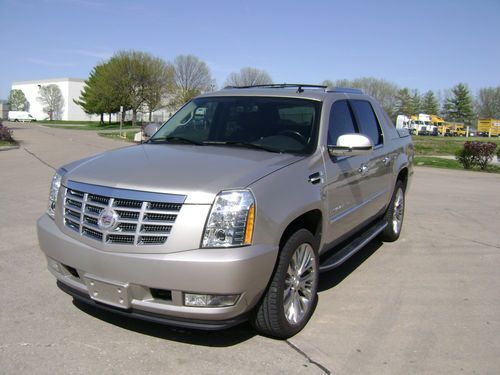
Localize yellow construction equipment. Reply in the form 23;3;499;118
477;118;500;137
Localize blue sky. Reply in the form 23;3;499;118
1;0;499;99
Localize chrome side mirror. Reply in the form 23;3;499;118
328;133;373;157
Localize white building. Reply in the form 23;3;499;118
11;78;100;121
11;77;174;123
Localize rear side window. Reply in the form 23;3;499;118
350;100;383;145
328;100;357;145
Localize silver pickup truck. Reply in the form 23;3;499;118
37;84;413;338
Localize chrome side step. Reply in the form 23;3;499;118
319;220;387;273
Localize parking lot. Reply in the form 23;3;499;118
1;123;499;374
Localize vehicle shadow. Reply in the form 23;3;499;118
72;239;383;346
318;239;384;292
72;300;256;347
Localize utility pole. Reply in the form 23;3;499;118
120;105;124;138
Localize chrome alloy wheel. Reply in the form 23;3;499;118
283;243;317;325
392;187;404;235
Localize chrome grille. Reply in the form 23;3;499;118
62;181;185;246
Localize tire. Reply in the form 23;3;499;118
379;180;405;242
251;229;319;339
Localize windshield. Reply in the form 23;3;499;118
150;96;321;154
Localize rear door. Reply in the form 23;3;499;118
349;99;392;220
324;100;369;246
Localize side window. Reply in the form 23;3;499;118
349;100;383;145
328;100;357;145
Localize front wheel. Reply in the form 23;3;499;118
252;229;319;339
379;181;405;242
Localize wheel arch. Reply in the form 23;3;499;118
396;167;409;191
278;209;322;250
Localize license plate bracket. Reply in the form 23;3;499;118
83;275;130;309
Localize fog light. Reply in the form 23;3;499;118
184;293;239;307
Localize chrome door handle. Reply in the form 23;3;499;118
308;171;324;185
382;156;391;166
358;164;368;175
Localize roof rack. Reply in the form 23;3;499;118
222;84;364;95
224;83;327;93
326;87;364;94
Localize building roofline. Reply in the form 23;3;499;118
12;77;85;85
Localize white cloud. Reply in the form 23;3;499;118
25;58;76;67
67;49;112;60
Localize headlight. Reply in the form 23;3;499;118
47;168;66;219
202;190;255;248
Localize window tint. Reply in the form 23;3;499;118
328;100;356;145
350;100;383;145
150;97;321;154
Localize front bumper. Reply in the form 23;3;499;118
37;214;278;328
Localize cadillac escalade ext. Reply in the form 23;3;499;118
37;84;413;338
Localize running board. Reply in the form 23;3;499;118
319;220;387;272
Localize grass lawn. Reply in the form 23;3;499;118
40;121;140;131
413;135;500;156
414;156;500;173
38;120;110;125
0;140;17;147
98;131;137;142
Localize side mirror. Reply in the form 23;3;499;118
328;133;373;157
143;123;159;138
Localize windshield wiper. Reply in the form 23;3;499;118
149;136;203;145
203;141;282;153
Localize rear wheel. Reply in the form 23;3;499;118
379;181;405;242
252;229;319;339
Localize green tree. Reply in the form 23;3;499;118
75;63;120;124
98;51;174;126
421;90;439;114
442;83;475;125
225;67;272;87
476;87;500;119
411;90;421;114
395;88;415;117
37;84;64;120
8;89;28;111
143;59;175;121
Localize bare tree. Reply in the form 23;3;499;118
323;77;400;118
37;84;64;120
476;87;500;118
225;67;272;87
172;55;213;106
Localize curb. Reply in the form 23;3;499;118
0;145;20;152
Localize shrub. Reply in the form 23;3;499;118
0;121;14;143
455;141;497;170
455;146;475;169
497;146;500;162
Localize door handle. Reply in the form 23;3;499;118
308;171;324;185
382;156;391;166
358;164;369;175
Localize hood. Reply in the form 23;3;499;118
62;144;303;204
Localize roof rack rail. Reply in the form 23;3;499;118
326;87;364;94
223;83;327;93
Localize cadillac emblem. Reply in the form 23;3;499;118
97;208;118;230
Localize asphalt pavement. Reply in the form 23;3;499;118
1;122;499;374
